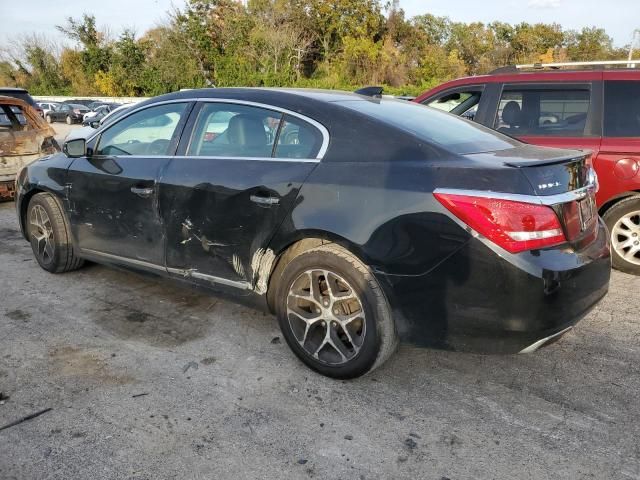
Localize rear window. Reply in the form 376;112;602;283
339;99;516;154
604;81;640;137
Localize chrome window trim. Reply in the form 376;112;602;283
86;97;330;161
81;249;251;290
433;183;597;206
174;155;321;164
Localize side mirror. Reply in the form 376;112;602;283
63;138;87;158
89;120;100;129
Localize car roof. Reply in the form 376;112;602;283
0;87;28;92
150;87;368;104
415;66;640;102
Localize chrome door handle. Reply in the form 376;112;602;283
131;187;154;198
250;194;279;206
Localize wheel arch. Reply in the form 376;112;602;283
19;187;65;241
265;230;371;313
599;190;640;216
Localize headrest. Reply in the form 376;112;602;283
502;101;522;127
227;114;267;147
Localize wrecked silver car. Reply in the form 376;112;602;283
0;96;59;200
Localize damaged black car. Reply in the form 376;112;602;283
15;88;611;378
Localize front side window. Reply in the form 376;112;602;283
96;103;187;156
494;88;590;136
604;81;640;137
187;103;282;158
426;90;482;121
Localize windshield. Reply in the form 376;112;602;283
338;98;518;155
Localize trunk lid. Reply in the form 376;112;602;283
464;145;597;245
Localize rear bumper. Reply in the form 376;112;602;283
377;218;611;354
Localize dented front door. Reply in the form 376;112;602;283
67;102;191;265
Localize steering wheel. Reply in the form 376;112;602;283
148;139;170;155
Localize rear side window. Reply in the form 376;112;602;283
273;115;324;159
494;88;590;136
187;103;324;159
187;103;282;158
604;81;640;137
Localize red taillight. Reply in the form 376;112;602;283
434;193;566;253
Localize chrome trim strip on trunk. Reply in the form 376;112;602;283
518;327;573;353
434;183;597;206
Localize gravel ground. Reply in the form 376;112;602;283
0;198;639;479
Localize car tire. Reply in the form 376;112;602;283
65;115;72;125
275;243;398;379
603;196;640;275
45;114;52;124
27;193;84;273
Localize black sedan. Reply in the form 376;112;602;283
45;103;89;124
15;88;611;378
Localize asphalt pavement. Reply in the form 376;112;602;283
1;134;639;479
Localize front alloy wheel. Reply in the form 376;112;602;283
29;204;55;267
27;193;84;273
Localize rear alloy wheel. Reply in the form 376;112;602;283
27;193;84;273
276;244;398;379
65;115;72;125
604;197;640;275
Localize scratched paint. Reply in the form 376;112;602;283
251;248;276;294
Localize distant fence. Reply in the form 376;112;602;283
33;95;148;104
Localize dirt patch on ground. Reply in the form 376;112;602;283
48;346;134;385
92;302;212;347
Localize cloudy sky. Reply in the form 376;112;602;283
1;0;637;47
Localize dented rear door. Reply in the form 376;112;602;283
159;101;325;293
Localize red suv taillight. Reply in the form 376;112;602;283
434;193;567;253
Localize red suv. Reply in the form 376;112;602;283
415;61;640;274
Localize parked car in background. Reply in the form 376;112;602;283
415;60;640;274
82;103;121;124
0;96;59;200
45;103;90;124
0;87;43;117
62;99;95;108
37;102;61;117
86;103;134;128
15;88;610;378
